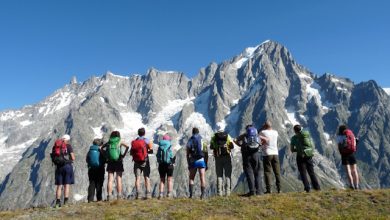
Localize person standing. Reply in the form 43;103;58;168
131;127;153;199
259;121;281;194
290;124;321;192
234;124;262;197
86;138;105;202
210;125;234;196
337;125;359;190
51;134;75;208
186;127;208;199
102;131;129;201
156;134;176;199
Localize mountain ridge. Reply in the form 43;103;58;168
1;40;390;210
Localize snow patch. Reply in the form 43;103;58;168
20;120;33;127
234;47;263;69
0;138;37;177
91;125;104;139
216;120;227;131
384;88;390;95
285;107;299;126
118;102;127;107
184;112;213;141
323;132;333;145
0;111;25;121
100;97;106;103
74;194;85;201
297;72;312;80
149;97;194;130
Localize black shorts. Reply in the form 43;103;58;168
107;160;124;173
158;163;174;178
341;153;357;165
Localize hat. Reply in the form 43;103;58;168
62;134;71;141
162;134;171;141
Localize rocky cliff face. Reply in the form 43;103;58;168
1;40;389;210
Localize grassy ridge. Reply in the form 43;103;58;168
1;189;389;219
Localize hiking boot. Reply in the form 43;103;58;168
241;192;255;197
146;193;152;200
200;193;206;200
264;191;271;194
106;195;111;201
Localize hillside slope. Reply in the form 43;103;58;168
1;189;389;220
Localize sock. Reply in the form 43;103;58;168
56;199;61;205
189;184;194;198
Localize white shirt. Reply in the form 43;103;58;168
260;129;279;156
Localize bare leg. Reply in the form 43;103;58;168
64;184;70;198
116;172;123;198
167;176;173;195
107;172;114;196
345;165;353;188
56;185;62;200
159;177;166;195
350;164;359;189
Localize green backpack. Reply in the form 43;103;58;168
107;137;121;162
297;131;314;157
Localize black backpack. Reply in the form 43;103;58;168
214;132;229;156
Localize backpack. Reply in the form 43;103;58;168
87;145;101;168
214;132;229;156
245;126;259;149
50;139;69;166
131;138;148;163
157;140;172;164
339;129;357;155
189;135;204;160
107;137;121;162
297;131;314;157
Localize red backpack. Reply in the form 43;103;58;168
339;129;357;155
50;139;69;166
131;139;148;163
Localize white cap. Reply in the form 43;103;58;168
62;134;71;141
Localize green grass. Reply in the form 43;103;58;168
1;189;390;219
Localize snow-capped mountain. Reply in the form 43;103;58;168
1;40;390;210
384;88;390;95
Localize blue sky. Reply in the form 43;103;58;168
0;0;389;110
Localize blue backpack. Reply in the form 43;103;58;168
87;145;101;168
189;135;204;159
157;140;173;164
245;126;259;149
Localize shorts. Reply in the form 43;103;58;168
107;160;124;173
158;163;174;178
55;163;74;185
341;153;357;165
134;161;151;177
190;158;206;169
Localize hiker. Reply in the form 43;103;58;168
51;134;75;208
290;124;321;192
131;127;153;199
233;124;262;197
156;134;176;199
186;127;208;199
86;138;105;202
258;121;281;194
337;125;359;190
102;131;129;201
210;125;234;196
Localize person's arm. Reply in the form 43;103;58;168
290;136;296;153
121;142;130;158
226;135;234;149
233;134;244;147
70;152;75;161
259;132;269;143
